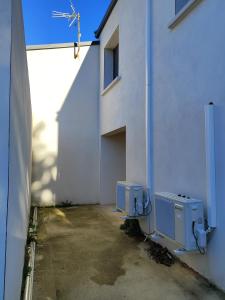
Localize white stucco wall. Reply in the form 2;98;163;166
0;0;32;299
4;1;32;299
0;1;12;298
27;44;100;206
152;0;225;291
99;0;147;203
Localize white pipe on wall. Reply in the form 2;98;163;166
205;103;217;228
146;0;153;192
145;0;154;234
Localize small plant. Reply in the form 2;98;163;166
60;200;73;207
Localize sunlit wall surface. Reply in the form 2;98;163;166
27;44;100;206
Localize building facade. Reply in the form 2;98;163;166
151;0;225;291
28;0;225;293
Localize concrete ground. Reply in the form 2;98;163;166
33;205;224;300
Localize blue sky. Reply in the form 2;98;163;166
22;0;111;45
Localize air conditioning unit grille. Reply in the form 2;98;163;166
156;196;175;240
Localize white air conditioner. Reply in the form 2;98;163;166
155;192;206;251
116;181;146;217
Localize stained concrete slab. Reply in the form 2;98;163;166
33;205;225;300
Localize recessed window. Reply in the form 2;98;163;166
175;0;190;14
169;0;202;29
104;28;119;89
113;45;119;79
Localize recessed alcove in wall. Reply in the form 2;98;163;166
100;127;126;205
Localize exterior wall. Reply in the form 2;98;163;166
0;0;32;299
27;45;100;206
152;0;225;291
5;1;32;299
99;0;147;203
0;1;12;298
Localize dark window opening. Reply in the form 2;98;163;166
113;45;119;79
103;27;119;89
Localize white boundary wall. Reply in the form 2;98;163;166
0;0;32;299
27;44;100;206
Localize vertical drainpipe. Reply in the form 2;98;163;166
146;0;154;232
205;103;217;229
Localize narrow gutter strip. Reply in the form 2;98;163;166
23;207;38;300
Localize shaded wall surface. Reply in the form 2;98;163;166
0;0;32;299
99;0;147;187
0;1;12;298
152;0;225;291
99;0;150;235
28;45;100;206
100;131;126;204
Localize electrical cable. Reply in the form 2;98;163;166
192;221;205;255
134;190;152;217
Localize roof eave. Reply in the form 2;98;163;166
94;0;118;39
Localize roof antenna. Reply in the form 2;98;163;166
52;0;81;59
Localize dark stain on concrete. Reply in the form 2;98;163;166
172;278;202;300
90;237;128;286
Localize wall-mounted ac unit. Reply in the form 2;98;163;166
116;181;145;217
155;192;205;251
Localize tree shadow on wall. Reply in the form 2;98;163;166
32;122;57;206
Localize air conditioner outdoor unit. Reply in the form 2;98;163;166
116;181;146;217
155;192;206;251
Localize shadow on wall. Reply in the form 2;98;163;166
32;122;57;206
100;130;126;205
31;46;100;206
56;46;99;205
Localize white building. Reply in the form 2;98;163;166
151;0;225;291
1;0;225;298
0;1;32;299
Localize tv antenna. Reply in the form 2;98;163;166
52;0;81;59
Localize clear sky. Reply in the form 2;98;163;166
22;0;111;45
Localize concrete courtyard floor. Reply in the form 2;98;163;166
33;205;224;300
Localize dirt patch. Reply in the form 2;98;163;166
120;219;175;267
146;240;176;267
120;219;143;237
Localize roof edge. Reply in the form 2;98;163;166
95;0;118;38
26;41;100;51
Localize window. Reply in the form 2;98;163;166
113;45;119;79
169;0;202;29
104;27;119;89
175;0;190;14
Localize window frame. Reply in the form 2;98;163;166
102;27;120;94
168;0;203;29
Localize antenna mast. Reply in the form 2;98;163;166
52;0;81;59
